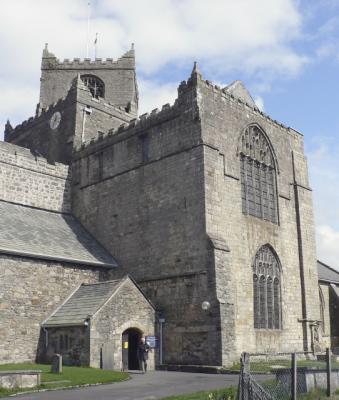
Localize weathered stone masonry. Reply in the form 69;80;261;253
0;141;70;212
0;254;112;363
71;68;320;365
0;45;322;367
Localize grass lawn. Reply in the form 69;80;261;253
0;363;128;398
229;358;339;373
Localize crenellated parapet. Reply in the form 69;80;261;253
39;44;138;113
4;97;68;142
74;65;300;159
74;99;183;157
179;66;300;136
41;43;135;71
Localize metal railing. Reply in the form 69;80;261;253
237;349;333;400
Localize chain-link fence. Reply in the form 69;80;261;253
237;349;334;400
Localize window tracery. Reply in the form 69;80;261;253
239;124;277;223
81;75;105;98
253;245;282;330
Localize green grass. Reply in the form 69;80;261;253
229;358;339;373
160;387;237;400
0;363;128;398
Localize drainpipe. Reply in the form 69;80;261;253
158;316;165;365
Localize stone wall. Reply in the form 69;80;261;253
0;141;70;212
196;72;320;357
90;278;156;370
5;78;135;165
71;70;320;365
319;283;339;349
43;327;90;366
71;82;224;366
5;92;77;164
0;254;113;364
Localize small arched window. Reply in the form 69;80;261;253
81;75;105;99
253;245;282;330
239;124;277;223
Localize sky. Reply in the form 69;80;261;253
0;0;339;268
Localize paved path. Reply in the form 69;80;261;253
16;371;239;400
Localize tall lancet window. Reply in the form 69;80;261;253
239;124;277;223
253;245;282;330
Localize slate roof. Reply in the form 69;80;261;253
0;200;117;268
42;280;122;327
317;260;339;284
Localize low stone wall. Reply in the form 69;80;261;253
0;370;41;389
276;368;339;394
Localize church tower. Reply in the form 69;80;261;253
38;43;138;115
4;44;138;164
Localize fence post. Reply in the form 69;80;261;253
326;347;332;397
237;352;250;400
291;352;297;400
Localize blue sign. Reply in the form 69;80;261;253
145;335;158;348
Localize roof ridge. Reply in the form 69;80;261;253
82;279;122;286
318;259;339;274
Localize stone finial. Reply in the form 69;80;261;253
189;61;202;85
42;43;56;60
42;43;49;57
5;119;13;135
191;61;201;77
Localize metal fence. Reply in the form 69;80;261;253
237;349;333;400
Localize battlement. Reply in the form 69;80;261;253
42;44;135;70
5;97;67;142
180;70;301;136
74;66;300;158
74;97;182;157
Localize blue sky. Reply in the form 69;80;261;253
1;0;339;267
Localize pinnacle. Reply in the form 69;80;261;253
192;61;200;74
191;61;202;79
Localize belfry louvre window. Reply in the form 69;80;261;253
239;124;277;223
81;75;105;99
253;245;282;330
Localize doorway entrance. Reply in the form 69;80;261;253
122;328;142;370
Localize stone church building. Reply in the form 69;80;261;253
0;43;330;369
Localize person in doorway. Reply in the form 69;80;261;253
137;336;150;373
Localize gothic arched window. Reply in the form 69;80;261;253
239;124;277;223
81;75;105;99
253;245;282;330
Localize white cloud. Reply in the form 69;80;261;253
138;80;178;115
254;96;265;111
316;225;339;269
0;0;307;134
307;139;339;269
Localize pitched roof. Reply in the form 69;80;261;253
317;260;339;284
224;80;256;108
0;200;117;268
42;280;122;327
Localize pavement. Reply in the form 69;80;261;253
15;371;239;400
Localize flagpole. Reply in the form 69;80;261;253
86;2;91;58
94;33;98;59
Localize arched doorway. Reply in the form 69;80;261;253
122;328;142;370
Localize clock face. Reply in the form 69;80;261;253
50;112;62;130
